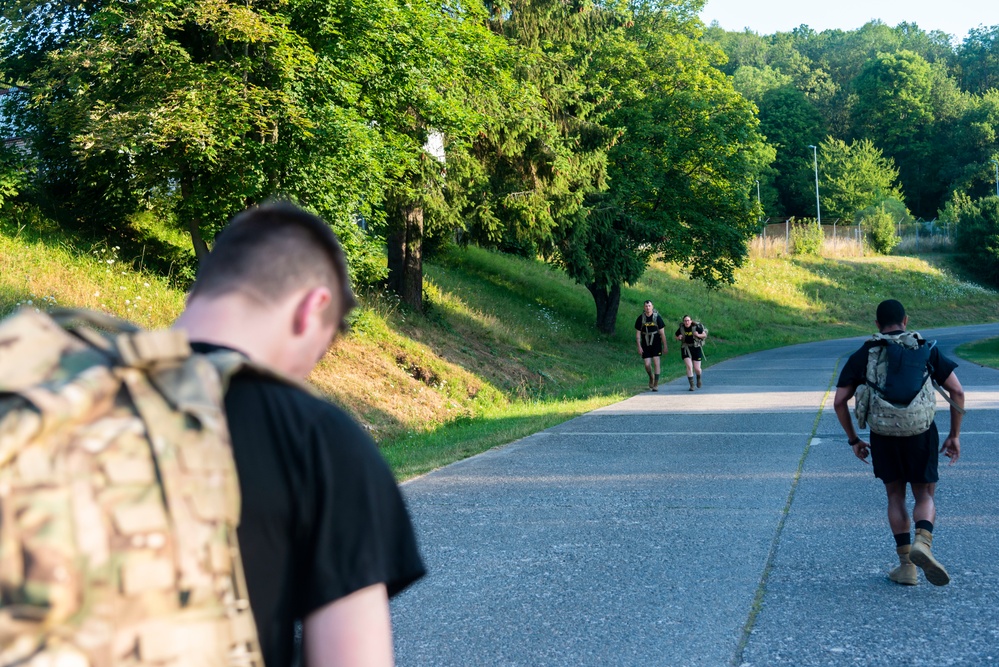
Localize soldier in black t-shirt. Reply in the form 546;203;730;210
175;203;425;666
635;300;668;391
675;315;707;391
832;299;964;588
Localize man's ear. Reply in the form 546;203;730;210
292;287;334;336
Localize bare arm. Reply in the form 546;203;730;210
303;583;394;667
636;329;642;353
833;385;869;464
940;372;965;464
658;327;668;352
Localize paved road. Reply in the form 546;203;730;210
391;323;999;666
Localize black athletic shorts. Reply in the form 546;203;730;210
681;346;703;362
641;340;663;359
870;422;940;485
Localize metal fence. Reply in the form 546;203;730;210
755;218;952;255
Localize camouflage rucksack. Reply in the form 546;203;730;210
0;308;264;667
678;319;708;348
854;331;961;437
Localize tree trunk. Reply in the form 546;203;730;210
180;177;210;262
587;281;621;334
386;193;425;311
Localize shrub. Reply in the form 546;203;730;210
789;220;824;255
954;196;999;285
859;204;900;255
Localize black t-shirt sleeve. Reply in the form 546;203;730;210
656;315;665;330
929;346;958;385
301;403;426;613
837;344;872;388
635;316;643;331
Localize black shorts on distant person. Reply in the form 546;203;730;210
870;422;940;485
681;346;703;362
641;341;663;358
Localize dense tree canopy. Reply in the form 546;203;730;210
707;20;999;221
4;1;999;327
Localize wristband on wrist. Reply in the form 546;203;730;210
848;436;861;446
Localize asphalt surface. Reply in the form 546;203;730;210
391;322;999;666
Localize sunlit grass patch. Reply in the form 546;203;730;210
954;337;999;369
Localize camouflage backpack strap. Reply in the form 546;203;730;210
116;337;264;667
640;310;661;348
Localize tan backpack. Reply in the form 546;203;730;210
0;308;264;667
678;319;708;348
854;331;962;437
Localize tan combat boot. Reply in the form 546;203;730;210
909;528;950;586
888;544;918;586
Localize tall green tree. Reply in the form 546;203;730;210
444;0;616;257
2;0;326;257
329;0;514;311
851;50;940;215
757;86;823;217
1;0;405;268
817;136;903;220
454;0;626;308
561;0;773;333
958;25;999;94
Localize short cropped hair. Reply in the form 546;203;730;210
644;300;653;306
190;202;357;330
876;299;906;327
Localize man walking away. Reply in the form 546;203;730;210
833;299;964;586
635;300;668;391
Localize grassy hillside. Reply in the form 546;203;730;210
2;210;997;480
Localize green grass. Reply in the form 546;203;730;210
3;204;998;481
0;208;186;326
954;337;999;369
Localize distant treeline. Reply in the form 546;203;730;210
705;21;999;220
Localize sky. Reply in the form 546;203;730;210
699;0;998;43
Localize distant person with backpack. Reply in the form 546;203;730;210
0;202;425;666
833;299;965;587
636;300;668;391
675;315;707;391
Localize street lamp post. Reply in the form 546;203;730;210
808;145;821;225
992;159;999;198
755;179;762;219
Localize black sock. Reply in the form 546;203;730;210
915;520;934;533
654;373;659;382
893;532;911;547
